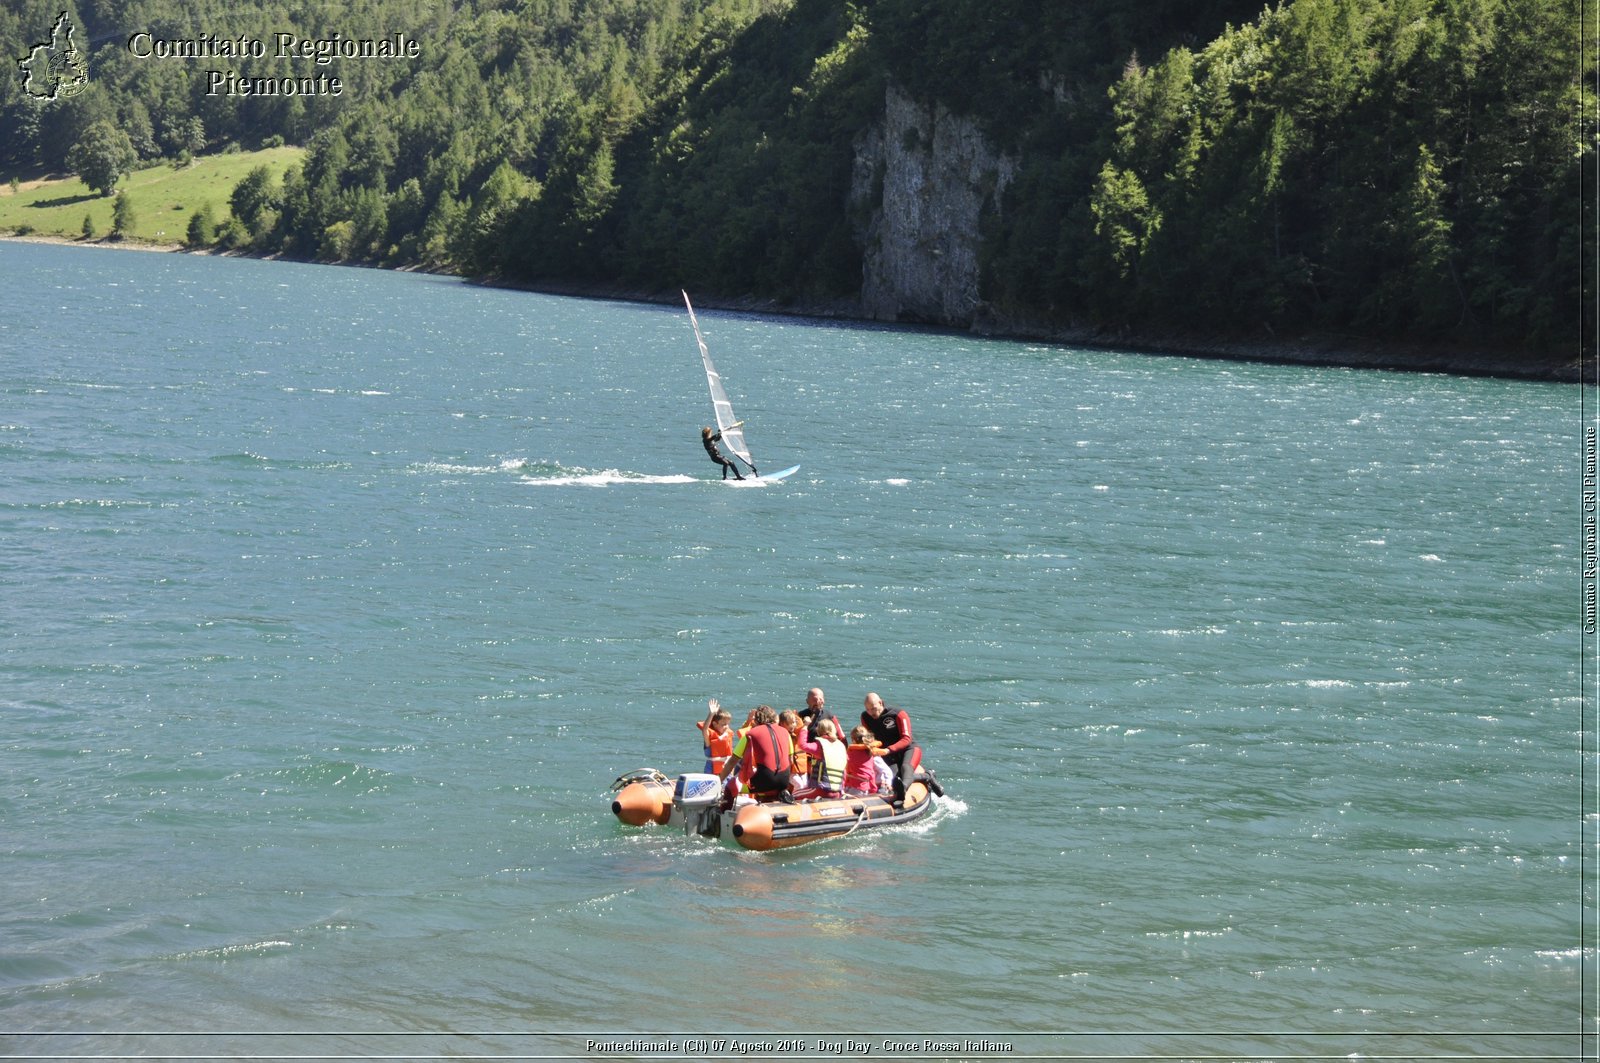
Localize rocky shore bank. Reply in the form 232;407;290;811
484;276;1584;385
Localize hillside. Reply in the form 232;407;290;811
2;0;1589;375
0;147;303;244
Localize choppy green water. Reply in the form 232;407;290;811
0;241;1581;1058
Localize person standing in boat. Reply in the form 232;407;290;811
709;700;760;796
861;692;921;804
717;705;793;801
697;701;736;776
701;425;749;480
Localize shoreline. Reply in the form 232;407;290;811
5;232;1581;384
490;277;1583;385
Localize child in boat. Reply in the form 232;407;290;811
843;726;888;795
874;752;895;794
697;702;735;776
807;718;848;796
711;702;762;802
779;709;811;789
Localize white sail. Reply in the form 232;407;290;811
683;291;754;470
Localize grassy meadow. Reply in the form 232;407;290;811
0;146;304;245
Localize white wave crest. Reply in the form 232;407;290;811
522;468;698;487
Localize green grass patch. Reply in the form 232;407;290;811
0;146;304;245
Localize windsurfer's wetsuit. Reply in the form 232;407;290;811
743;723;793;800
701;428;745;480
861;704;921;803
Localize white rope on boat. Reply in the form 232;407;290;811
839;803;870;838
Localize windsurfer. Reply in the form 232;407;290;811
701;425;746;480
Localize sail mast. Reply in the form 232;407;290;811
684;291;754;469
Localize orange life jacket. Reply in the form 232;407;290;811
703;726;735;773
788;726;812;775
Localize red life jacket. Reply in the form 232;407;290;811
746;723;792;774
744;724;794;796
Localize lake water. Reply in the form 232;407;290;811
0;240;1583;1060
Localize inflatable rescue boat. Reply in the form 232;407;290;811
609;768;942;851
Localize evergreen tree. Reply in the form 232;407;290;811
110;190;134;238
347;186;390;260
186;203;216;246
230;164;280;240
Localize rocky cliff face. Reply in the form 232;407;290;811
852;83;1016;327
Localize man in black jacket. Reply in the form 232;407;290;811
861;692;921;804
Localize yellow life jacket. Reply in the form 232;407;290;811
814;736;847;789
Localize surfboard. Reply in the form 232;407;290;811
725;464;801;486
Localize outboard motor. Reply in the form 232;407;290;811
672;773;723;837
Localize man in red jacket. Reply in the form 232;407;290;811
717;704;793;801
861;692;921;804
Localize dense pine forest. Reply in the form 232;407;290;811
2;0;1590;363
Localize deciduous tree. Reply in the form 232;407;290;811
67;120;136;197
